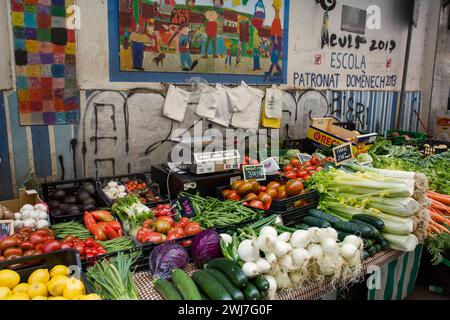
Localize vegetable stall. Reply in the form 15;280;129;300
0;135;448;301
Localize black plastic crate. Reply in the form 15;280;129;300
0;249;94;294
97;173;167;207
41;178;108;224
421;140;450;157
282;204;317;227
418;249;450;296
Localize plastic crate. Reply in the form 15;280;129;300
41;178;108;224
421;140;450;157
387;130;427;146
97;173;167;207
418;249;450;296
0;249;94;294
281;204;317;227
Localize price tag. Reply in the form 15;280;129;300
243;165;266;182
297;153;312;164
0;220;14;240
177;197;196;218
357;161;373;168
333;143;354;166
261;158;280;175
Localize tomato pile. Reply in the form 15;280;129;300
0;228;64;261
125;180;162;204
222;179;307;211
152;204;174;217
280;156;333;181
136;216;202;247
60;236;106;259
83;210;123;241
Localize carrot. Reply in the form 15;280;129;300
430;200;450;213
430;212;448;224
430;220;450;234
428;192;450;205
429;224;443;235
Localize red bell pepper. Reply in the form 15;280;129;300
90;210;115;222
91;225;108;241
107;221;124;237
84;212;97;233
104;225;120;240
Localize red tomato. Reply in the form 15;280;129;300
260;186;267;192
164;204;172;210
226;190;241;201
61;243;73;250
180;240;192;247
248;200;264;210
142;232;164;244
63;236;75;243
297;171;308;178
290;158;301;168
283;166;293;173
284;172;296;179
158;216;175;227
184;223;202;236
43;241;62;253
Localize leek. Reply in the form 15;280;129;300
382;233;419;252
343;162;417;180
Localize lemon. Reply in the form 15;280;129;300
0;270;20;289
0;287;12;300
32;296;48;300
47;275;68;297
63;278;85;300
50;265;70;278
8;293;29;300
48;296;67;300
27;282;48;299
12;283;30;294
80;294;102;300
28;269;50;284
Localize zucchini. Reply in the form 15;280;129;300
251;275;270;292
333;221;373;238
206;258;248;288
191;271;233;301
242;282;262;301
337;232;352;242
294;224;311;230
352;220;382;240
307;209;341;224
172;269;202;301
204;268;244;301
363;239;374;248
303;216;332;228
352;214;385;231
153;278;183;301
379;239;389;250
375;244;382;253
367;246;377;257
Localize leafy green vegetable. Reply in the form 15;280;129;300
425;231;450;266
111;195;154;227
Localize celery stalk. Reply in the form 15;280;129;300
382;233;419;252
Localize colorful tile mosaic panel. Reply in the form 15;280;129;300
11;0;79;125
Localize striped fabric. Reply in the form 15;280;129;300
368;245;423;300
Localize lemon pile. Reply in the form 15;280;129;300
0;266;102;300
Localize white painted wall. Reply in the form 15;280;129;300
0;0;13;90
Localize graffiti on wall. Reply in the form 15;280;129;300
110;0;289;83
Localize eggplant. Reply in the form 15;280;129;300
63;196;77;204
83;198;97;207
53;189;66;201
83;204;96;212
51;208;63;217
47;200;61;209
59;203;70;213
82;183;96;195
78;190;91;202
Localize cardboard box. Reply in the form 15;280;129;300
0;189;43;213
307;118;378;156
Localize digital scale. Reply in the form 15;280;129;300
189;150;241;175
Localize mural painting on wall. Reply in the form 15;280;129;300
117;0;288;83
11;0;79;126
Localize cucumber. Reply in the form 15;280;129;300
191;271;233;301
375;244;382;253
251;275;270;292
379;239;389;250
294;224;311;230
204;268;244;301
153;278;183;300
172;269;202;301
307;209;341;225
242;282;262;301
303;216;332;228
206;258;248;288
352;220;382;240
333;221;373;238
337;232;352;242
367;246;377;257
362;251;370;261
363;239;374;248
352;214;385;231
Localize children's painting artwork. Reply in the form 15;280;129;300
112;0;289;84
11;0;79;125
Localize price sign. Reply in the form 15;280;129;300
357;161;373;168
243;165;266;182
261;158;280;175
297;153;312;164
177;197;196;218
0;220;14;240
333;143;354;166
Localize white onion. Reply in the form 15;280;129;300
320;228;339;242
343;235;364;250
36;220;49;229
23;219;36;228
319;254;340;276
290;230;311;249
274;271;292;289
34;204;48;212
321;238;338;255
242;262;261;278
280;255;296;271
256;234;277;253
21;204;34;213
340;243;359;260
274;241;292;258
264;275;278;298
264;252;278;265
277;232;291;243
29;211;40;221
14;212;22;220
255;258;271;274
308;227;322;243
37;211;48;220
108;181;119;188
292;248;311;267
307;244;324;259
238;240;260;263
220;234;232;245
260;226;278;238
